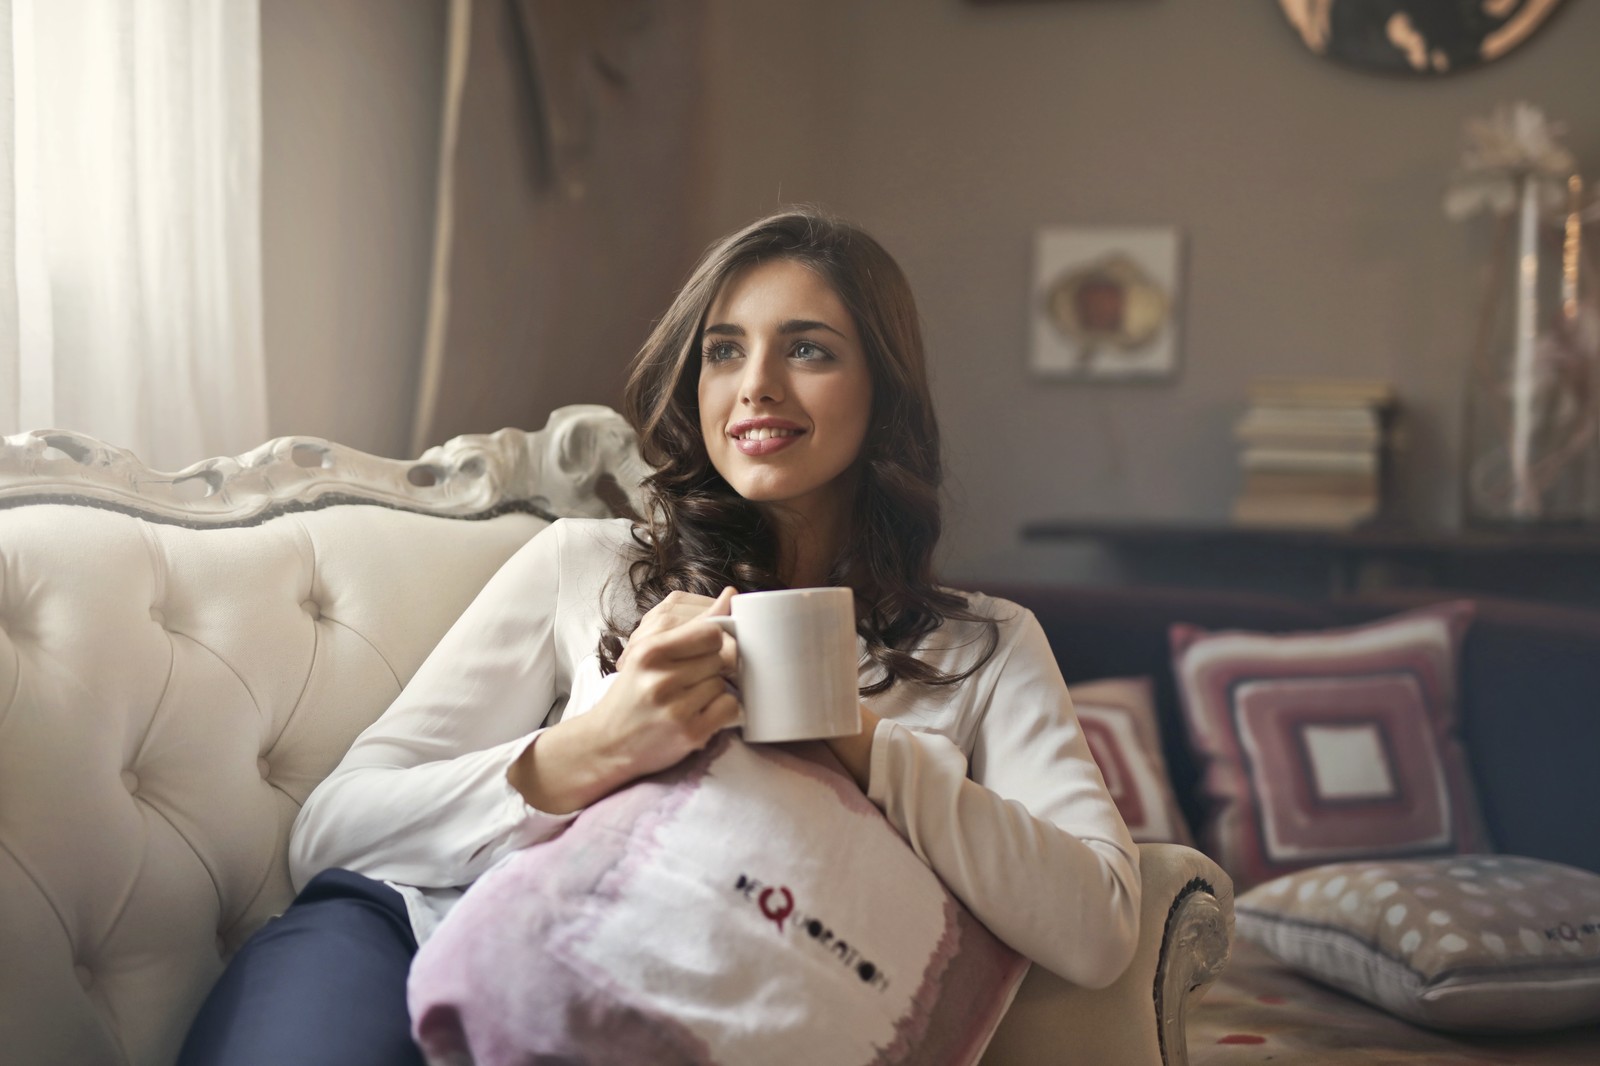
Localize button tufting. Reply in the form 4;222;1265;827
257;757;271;780
301;599;322;621
74;964;92;990
121;769;138;793
149;606;165;625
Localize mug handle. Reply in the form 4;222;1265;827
704;615;744;730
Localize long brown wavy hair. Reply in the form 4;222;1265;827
598;208;998;695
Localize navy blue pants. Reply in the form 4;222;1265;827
177;869;425;1066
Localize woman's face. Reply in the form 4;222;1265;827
697;258;873;525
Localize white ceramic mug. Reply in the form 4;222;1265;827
707;587;862;743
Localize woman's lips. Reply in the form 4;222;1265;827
733;432;804;456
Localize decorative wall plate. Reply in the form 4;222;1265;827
1278;0;1566;76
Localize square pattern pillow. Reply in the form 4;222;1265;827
1171;601;1489;889
407;733;1028;1066
1236;855;1600;1033
1069;676;1194;846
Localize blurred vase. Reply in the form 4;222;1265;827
1461;172;1600;525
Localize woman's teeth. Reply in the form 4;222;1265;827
737;428;801;441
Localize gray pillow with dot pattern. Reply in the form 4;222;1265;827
1236;855;1600;1033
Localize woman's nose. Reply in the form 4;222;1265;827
739;348;784;404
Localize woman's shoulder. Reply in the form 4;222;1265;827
549;515;640;554
907;586;1038;671
936;586;1034;637
500;517;638;593
542;516;642;584
540;517;643;626
507;515;636;564
919;588;1066;701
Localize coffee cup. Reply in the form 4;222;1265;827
706;587;862;743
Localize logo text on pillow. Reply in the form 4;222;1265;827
735;872;893;991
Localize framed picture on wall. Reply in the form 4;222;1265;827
1030;226;1183;381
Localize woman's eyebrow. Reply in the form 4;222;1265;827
779;319;846;338
702;319;848;339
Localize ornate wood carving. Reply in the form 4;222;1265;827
0;404;652;527
1155;878;1232;1066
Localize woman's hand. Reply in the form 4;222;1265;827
617;588;739;675
508;588;739;813
825;703;880;792
587;586;742;775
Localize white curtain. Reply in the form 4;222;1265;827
0;0;265;472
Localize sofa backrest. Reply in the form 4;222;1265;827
0;406;648;1066
986;582;1600;879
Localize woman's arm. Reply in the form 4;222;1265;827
290;525;740;891
289;523;580;891
862;611;1142;988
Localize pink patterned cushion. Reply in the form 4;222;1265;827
1171;602;1490;890
407;733;1027;1066
1070;677;1194;846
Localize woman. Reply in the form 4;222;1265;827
178;208;1139;1066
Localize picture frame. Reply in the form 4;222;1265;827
1029;225;1183;381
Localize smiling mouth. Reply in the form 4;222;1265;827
732;430;804;456
733;427;804;441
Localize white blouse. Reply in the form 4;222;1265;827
289;518;1140;988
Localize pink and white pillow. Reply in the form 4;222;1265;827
1171;601;1490;890
1070;677;1194;847
407;734;1028;1066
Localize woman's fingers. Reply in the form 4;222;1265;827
620;588;737;669
649;590;719;628
667;648;732;692
633;620;726;666
702;586;736;615
699;690;741;730
659;621;738;681
673;680;740;742
703;587;739;673
625;631;728;709
625;591;713;648
610;588;741;762
676;675;732;716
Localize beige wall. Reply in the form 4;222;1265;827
416;2;706;450
695;0;1600;581
259;1;703;458
257;1;1600;582
260;0;444;457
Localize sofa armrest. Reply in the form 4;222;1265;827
982;844;1234;1066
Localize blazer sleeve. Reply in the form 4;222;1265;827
865;609;1142;987
288;521;580;891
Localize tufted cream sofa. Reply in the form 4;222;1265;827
0;405;1231;1066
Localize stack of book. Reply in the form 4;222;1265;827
1231;378;1396;530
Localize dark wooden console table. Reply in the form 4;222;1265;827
1020;520;1600;607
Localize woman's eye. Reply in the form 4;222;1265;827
793;341;831;361
703;342;738;363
